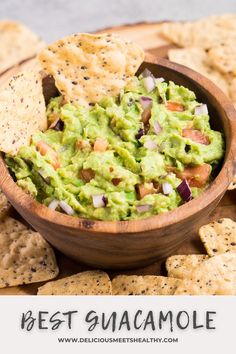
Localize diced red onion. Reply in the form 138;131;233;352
140;96;152;110
141;68;153;78
155;77;165;83
153;121;162;134
194;104;208;116
143;76;156;93
48;199;59;210
49;118;64;131
144;140;157;150
177;179;192;202
136;204;151;213
162;183;173;195
92;194;106;208
59;200;74;215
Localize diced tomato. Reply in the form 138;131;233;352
182;129;210;145
165;102;184;112
36;140;60;170
112;178;122;186
175;164;211;188
93;138;108;152
80;168;95;182
136;183;156;199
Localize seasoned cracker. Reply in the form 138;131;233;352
174;278;236;295
160;19;236;49
205;14;236;32
0;282;43;295
174;253;236;295
168;47;229;94
112;275;180;295
38;270;112;295
0;20;45;74
166;254;209;279
0;217;58;288
0;69;47;155
38;33;144;107
228;77;236;104
208;44;236;76
199;218;236;256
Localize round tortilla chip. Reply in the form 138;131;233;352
38;33;144;107
0;69;47;155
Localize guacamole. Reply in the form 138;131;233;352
6;73;224;220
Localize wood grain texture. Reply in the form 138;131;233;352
0;22;235;294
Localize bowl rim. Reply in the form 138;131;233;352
0;56;235;234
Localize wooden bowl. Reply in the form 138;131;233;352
0;57;235;269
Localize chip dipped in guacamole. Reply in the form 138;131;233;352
6;72;224;220
1;33;224;221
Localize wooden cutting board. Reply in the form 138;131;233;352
0;22;235;295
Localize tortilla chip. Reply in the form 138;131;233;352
0;282;43;295
0;69;47;155
0;287;28;295
37;271;112;295
166;254;209;279
205;14;236;32
160;20;236;49
208;43;236;76
228;76;236;103
38;33;144;107
174;278;236;295
168;47;229;95
0;217;58;288
174;253;236;295
199;218;236;256
112;275;180;295
159;22;194;47
0;190;11;220
0;20;45;74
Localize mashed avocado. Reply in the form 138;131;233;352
6;74;224;220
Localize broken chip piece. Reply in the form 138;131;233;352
112;275;181;295
37;270;112;295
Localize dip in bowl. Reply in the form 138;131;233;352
6;68;224;221
0;35;235;269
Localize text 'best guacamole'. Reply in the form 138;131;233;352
6;72;224;220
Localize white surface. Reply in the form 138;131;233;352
0;296;235;353
0;0;235;42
